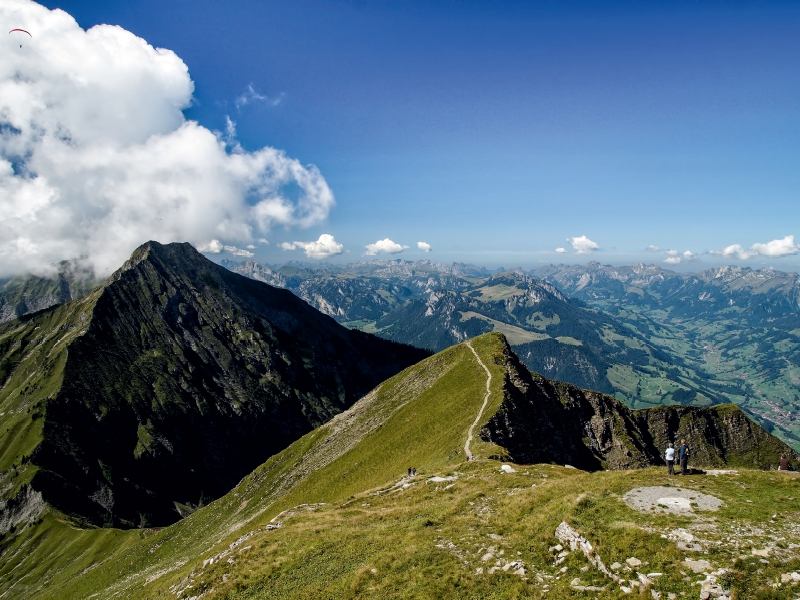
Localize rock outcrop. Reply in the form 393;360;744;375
480;336;797;470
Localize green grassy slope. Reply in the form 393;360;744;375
0;334;507;598
181;464;800;600
0;333;795;599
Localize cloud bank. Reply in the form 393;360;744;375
417;241;431;252
710;235;800;261
365;238;408;256
280;234;343;259
0;1;333;277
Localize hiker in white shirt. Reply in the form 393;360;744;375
665;443;675;475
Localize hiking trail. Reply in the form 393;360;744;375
464;340;492;460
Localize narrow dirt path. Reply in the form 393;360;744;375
464;340;492;460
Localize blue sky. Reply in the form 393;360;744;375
37;0;800;271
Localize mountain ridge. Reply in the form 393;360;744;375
0;241;428;529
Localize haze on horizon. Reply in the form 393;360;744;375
2;0;799;277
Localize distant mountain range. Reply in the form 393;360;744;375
532;262;800;448
3;256;799;448
0;257;98;324
218;259;800;447
0;243;426;529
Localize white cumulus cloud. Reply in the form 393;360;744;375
195;239;253;257
662;250;698;265
566;236;600;254
646;245;661;252
364;238;408;256
750;235;800;257
223;245;254;258
0;1;334;277
555;247;567;254
197;240;223;253
280;234;343;259
417;241;431;252
710;235;800;261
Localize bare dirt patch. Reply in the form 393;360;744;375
623;486;723;515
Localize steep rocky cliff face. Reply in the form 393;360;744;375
481;339;796;470
0;242;428;528
632;404;789;469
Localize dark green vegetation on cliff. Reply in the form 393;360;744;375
0;242;427;530
0;333;795;599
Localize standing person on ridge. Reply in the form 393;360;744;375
665;442;675;475
679;439;690;475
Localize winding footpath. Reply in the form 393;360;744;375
464;340;492;460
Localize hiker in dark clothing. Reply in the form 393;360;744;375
679;439;690;475
779;454;794;471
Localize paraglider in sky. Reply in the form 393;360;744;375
9;28;32;48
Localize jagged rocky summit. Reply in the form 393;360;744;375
0;241;428;529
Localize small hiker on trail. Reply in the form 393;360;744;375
679;439;690;475
412;467;417;476
665;442;675;475
779;454;795;471
408;467;412;477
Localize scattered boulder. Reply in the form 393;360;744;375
626;557;642;568
677;541;703;552
697;568;732;599
683;558;713;574
555;521;620;583
426;476;457;484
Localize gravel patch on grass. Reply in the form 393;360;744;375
623;486;723;514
